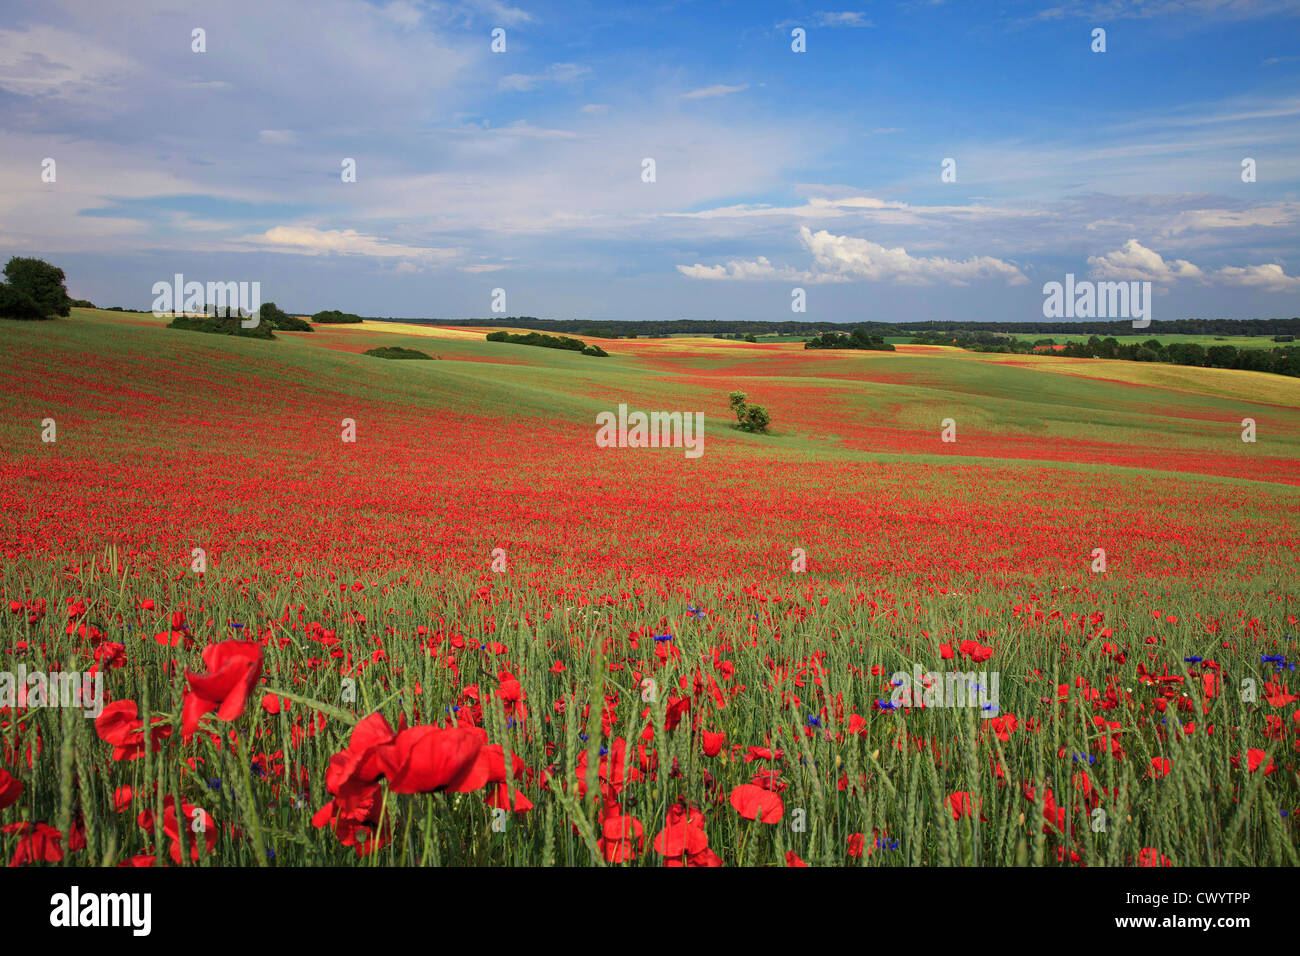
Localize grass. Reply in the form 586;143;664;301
0;308;1295;868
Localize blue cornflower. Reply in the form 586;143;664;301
687;607;706;619
876;699;895;711
653;634;673;642
579;733;589;742
1184;656;1203;664
598;746;608;757
208;778;221;791
807;714;821;728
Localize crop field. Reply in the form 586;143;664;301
0;307;1295;870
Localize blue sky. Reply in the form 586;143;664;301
2;0;1298;322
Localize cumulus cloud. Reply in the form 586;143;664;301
1087;239;1204;282
677;226;1027;285
1088;238;1300;291
1213;263;1300;291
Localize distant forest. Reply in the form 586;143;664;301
365;315;1300;338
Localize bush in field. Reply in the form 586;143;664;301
0;257;72;320
728;390;772;432
312;309;363;324
486;330;595;353
168;315;276;339
260;302;313;331
582;344;608;357
364;346;434;360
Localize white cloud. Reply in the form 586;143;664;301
681;83;749;100
1088;238;1300;291
814;11;872;27
678;226;1027;285
777;11;873;28
580;103;610;114
1087;239;1204;282
243;226;463;270
1213;263;1300;291
499;62;589;91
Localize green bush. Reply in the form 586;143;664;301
312;309;363;324
363;346;434;360
167;315;276;339
486;330;598;353
260;302;313;331
0;257;72;320
727;390;772;432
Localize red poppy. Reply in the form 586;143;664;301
377;725;490;794
3;821;63;866
181;640;264;741
729;783;784;823
0;769;21;810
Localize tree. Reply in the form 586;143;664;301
0;257;72;320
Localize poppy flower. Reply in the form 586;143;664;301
598;809;644;863
3;821;64;866
0;769;21;810
1137;847;1172;867
181;640;264;741
946;791;985;821
377;725;490;794
94;700;173;761
702;731;726;757
729;783;783;823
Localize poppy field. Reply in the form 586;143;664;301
1;307;1297;868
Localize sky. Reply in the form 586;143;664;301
2;0;1299;323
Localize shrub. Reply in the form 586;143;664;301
742;404;771;432
259;302;313;331
485;330;598;354
167;315;276;339
312;309;363;324
363;346;433;360
728;390;772;433
582;344;609;357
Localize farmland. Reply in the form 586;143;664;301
0;307;1296;868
